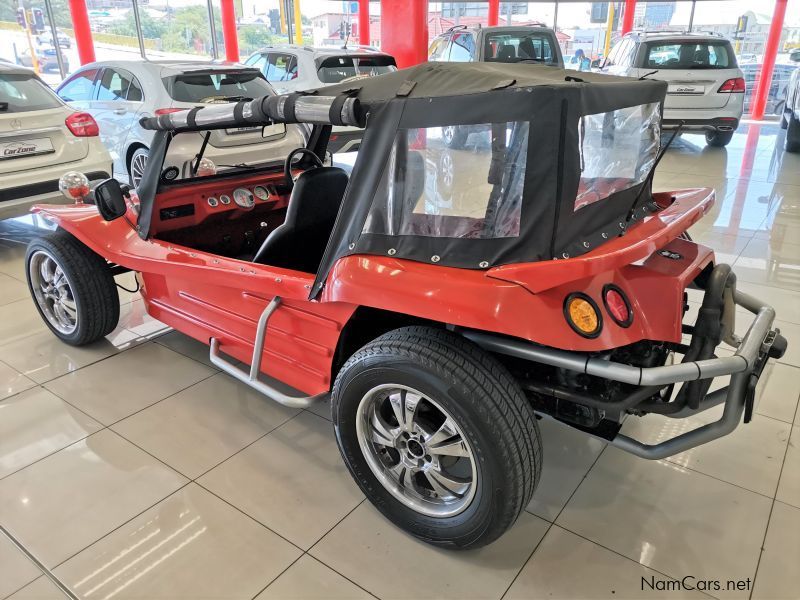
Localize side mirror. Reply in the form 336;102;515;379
93;178;128;222
791;50;800;63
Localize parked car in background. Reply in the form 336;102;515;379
781;49;800;152
17;43;69;73
0;63;110;219
429;24;564;66
741;62;794;116
35;29;72;49
56;60;308;187
600;31;744;147
244;45;397;153
428;25;564;148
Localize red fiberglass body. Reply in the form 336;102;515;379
33;185;715;397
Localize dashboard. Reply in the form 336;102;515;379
152;171;290;234
150;171;292;257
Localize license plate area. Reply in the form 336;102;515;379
225;123;287;139
667;84;705;95
0;137;55;161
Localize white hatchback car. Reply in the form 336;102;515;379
0;63;111;220
601;31;745;147
56;60;307;187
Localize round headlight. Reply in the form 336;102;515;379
196;158;216;177
58;171;90;202
564;293;602;338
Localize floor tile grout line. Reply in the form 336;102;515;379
247;553;306;600
747;387;800;600
0;524;84;600
499;443;609;600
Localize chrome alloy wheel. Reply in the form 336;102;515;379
355;384;478;517
130;152;148;187
442;125;456;145
28;250;78;335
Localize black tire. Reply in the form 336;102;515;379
786;113;800;153
332;326;542;549
442;125;468;149
25;231;120;346
705;128;734;147
128;147;149;188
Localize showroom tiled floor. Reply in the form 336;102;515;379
0;123;799;600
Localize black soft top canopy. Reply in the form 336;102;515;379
139;62;667;299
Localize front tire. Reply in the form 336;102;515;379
786;113;800;153
705;128;734;147
442;125;468;149
332;326;542;549
26;231;120;346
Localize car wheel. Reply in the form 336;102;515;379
129;147;149;188
332;326;542;549
705;129;734;147
786;114;800;153
26;231;120;346
442;125;468;149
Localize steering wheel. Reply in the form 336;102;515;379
284;148;324;191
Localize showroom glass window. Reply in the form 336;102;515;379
57;69;99;102
363;121;530;239
575;102;660;212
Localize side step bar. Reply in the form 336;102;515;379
209;296;324;408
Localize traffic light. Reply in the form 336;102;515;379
16;8;26;28
32;8;45;33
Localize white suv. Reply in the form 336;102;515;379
601;31;744;147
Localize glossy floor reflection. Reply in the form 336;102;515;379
0;124;798;600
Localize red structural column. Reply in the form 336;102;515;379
220;0;239;62
488;0;500;26
359;0;370;45
621;0;636;35
381;0;428;68
68;0;95;65
751;0;787;120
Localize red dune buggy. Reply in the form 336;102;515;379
25;62;786;549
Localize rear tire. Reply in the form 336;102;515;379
25;231;120;346
705;129;734;147
786;113;800;153
332;326;542;549
128;147;150;188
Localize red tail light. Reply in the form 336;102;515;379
65;112;99;137
717;78;745;93
603;285;633;327
154;107;186;116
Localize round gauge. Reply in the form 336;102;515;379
232;187;255;209
219;194;231;205
207;197;219;207
253;185;270;201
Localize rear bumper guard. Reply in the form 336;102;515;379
463;287;786;460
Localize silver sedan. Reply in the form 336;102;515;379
56;60;307;187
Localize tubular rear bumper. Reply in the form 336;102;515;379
463;271;787;460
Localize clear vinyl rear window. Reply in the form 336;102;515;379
575;102;660;212
363;121;529;239
0;74;61;113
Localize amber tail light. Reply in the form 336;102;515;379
564;293;602;338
